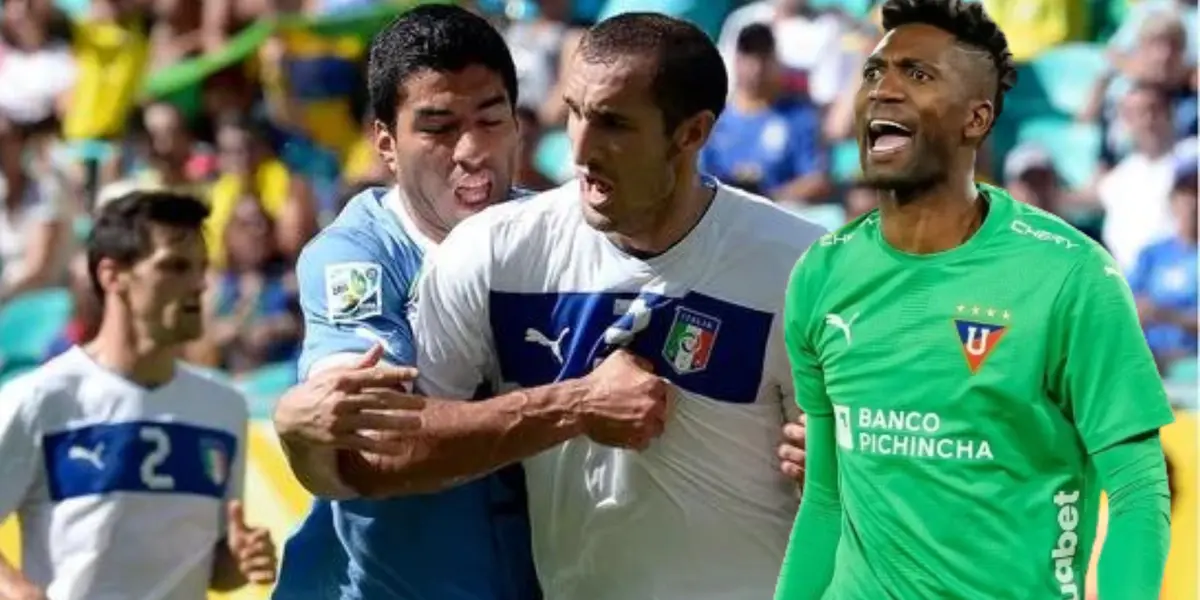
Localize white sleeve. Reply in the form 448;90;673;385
0;377;42;519
219;392;249;536
412;216;499;400
769;314;802;423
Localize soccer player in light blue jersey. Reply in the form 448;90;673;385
270;5;669;600
270;6;538;600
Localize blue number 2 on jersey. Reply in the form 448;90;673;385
42;421;238;502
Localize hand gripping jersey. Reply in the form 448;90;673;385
0;347;248;600
782;184;1175;599
275;186;539;600
412;179;826;600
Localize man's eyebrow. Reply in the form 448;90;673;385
476;94;507;111
414;106;454;119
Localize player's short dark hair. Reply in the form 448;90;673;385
881;0;1017;129
736;23;775;56
367;4;518;130
87;190;210;298
578;12;727;134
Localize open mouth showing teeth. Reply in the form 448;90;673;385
868;119;914;153
584;175;613;194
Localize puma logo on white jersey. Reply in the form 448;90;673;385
526;327;571;365
825;312;860;345
69;443;105;470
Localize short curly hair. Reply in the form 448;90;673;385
881;0;1017;130
578;12;727;134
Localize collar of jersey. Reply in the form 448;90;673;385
598;176;722;270
384;187;436;252
872;183;1012;265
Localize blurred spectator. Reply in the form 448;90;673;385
717;0;859;106
0;119;71;304
0;0;75;128
505;0;572;116
258;24;364;163
514;105;556;191
148;0;204;71
1108;0;1198;67
62;0;150;143
982;0;1090;62
43;251;101;361
1085;12;1197;162
1097;83;1179;271
1129;141;1198;371
1004;143;1103;243
105;101;214;195
200;0;275;54
701;23;831;204
208;113;317;265
844;181;877;221
199;196;301;374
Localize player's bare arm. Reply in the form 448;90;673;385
209;501;277;591
0;555;45;600
273;344;424;498
778;414;807;483
338;349;671;499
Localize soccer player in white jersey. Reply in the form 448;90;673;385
0;190;277;600
332;12;826;600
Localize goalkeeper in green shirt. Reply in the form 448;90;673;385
774;0;1174;598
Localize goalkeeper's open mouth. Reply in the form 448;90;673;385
866;118;915;158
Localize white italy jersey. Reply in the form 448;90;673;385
412;180;826;600
0;347;247;600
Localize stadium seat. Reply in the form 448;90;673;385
534;129;574;184
0;288;72;373
1013;118;1103;190
236;361;298;420
809;0;874;18
1167;357;1198;384
831;139;861;184
1007;44;1108;118
0;363;36;389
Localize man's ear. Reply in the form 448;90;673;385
672;110;717;156
963;99;994;146
373;119;398;176
94;257;127;296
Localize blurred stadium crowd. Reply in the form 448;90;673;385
0;0;1194;596
0;0;1194;391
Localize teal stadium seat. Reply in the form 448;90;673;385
0;288;72;373
1165;357;1198;410
1014;118;1103;190
1007;43;1108;118
534;129;574;184
809;0;874;18
831;139;861;184
235;361;298;420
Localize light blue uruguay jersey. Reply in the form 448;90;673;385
273;187;540;600
412;179;826;600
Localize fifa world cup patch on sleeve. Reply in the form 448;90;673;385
326;262;383;322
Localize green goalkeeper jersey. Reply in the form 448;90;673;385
782;184;1174;599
